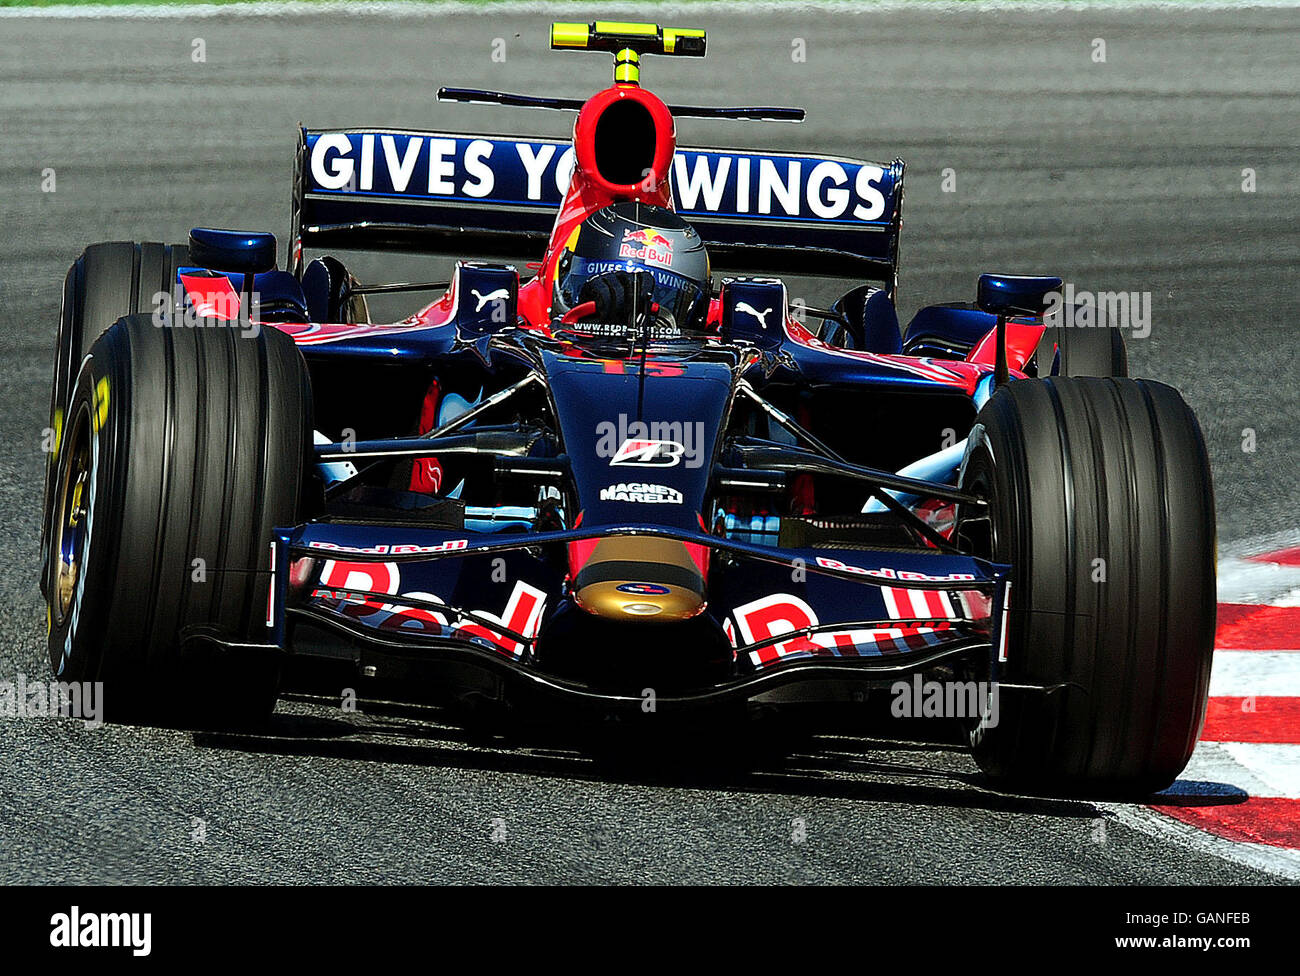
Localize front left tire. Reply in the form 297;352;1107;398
42;241;191;597
46;314;312;726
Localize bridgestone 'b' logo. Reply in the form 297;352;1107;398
610;438;685;467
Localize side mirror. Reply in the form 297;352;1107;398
189;228;277;275
976;274;1062;317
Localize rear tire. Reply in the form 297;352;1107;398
45;314;312;726
957;377;1215;796
1034;322;1128;376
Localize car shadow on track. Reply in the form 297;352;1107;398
191;693;1102;819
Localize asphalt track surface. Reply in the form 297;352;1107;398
1;5;1297;884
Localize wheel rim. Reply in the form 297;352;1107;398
955;460;996;564
52;401;92;626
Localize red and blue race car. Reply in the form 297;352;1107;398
41;21;1215;797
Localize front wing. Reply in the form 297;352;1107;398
259;520;1011;710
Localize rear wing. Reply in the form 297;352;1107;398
290;127;904;286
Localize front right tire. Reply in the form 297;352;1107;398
958;376;1216;796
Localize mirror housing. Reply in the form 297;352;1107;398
976;273;1062;317
189;227;277;275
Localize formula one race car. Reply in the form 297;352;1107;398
41;22;1215;796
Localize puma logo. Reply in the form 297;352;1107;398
735;302;773;328
471;287;510;313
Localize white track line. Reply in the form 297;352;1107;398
1219;528;1300;605
1220;528;1300;561
1217;742;1300;799
1176;741;1283;799
1209;651;1300;698
1105;801;1300;882
4;1;1300;21
1218;557;1300;607
1177;740;1300;800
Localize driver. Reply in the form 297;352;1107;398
550;201;711;338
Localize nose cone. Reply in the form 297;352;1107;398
571;536;707;622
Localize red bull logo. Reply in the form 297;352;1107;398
619;228;674;266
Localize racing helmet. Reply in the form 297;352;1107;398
551;202;711;336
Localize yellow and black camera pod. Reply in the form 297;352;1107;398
550;21;706;85
551;22;707;85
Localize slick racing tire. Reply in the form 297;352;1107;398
45;314;312;726
957;377;1215;796
41;242;190;596
1034;322;1128;377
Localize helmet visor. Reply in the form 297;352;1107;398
555;256;708;334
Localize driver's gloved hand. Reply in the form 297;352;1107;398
578;269;657;323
